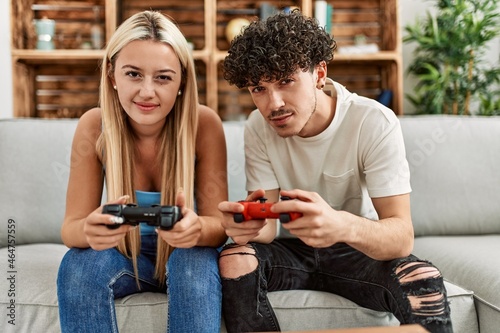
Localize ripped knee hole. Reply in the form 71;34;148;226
396;261;442;283
219;245;258;279
408;292;447;317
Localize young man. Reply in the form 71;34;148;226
217;10;453;333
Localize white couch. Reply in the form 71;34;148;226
1;116;499;332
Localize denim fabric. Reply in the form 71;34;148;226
57;235;222;333
167;247;222;333
221;238;452;333
57;235;162;333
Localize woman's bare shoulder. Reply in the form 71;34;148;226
197;104;223;130
79;107;102;125
73;108;103;143
195;104;225;152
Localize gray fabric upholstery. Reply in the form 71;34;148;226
400;115;500;236
222;121;247;202
413;235;500;333
0;245;475;333
0;119;77;247
2;116;499;332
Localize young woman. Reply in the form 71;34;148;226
57;11;228;333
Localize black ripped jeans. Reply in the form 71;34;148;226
220;238;453;333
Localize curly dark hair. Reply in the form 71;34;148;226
223;10;337;88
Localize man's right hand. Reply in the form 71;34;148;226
218;189;277;244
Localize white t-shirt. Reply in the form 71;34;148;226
244;79;411;234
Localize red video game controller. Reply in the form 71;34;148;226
233;196;302;223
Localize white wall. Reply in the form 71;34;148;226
400;0;500;114
1;0;13;119
0;1;498;117
400;0;434;114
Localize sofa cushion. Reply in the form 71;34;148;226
221;121;247;202
0;244;170;333
399;115;500;236
269;281;477;332
413;235;500;333
0;119;77;247
0;243;477;333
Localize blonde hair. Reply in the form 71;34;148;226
97;11;198;285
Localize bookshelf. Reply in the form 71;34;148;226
10;0;403;118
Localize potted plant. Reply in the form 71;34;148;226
403;0;500;115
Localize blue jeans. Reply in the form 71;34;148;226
220;238;453;333
57;235;221;333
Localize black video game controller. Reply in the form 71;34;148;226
233;196;302;223
102;204;183;230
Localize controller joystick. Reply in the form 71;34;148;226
103;203;183;230
233;196;302;223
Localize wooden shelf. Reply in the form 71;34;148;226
12;49;210;62
10;0;403;118
12;49;104;63
334;51;401;62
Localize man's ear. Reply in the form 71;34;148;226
315;61;328;89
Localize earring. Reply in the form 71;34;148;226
113;85;117;90
177;90;182;96
317;84;324;89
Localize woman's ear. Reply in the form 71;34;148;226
107;62;116;88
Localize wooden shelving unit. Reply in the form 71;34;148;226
10;0;403;119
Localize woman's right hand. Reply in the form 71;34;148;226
84;195;136;250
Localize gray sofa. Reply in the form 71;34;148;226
0;115;499;333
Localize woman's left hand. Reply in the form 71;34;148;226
156;189;202;248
